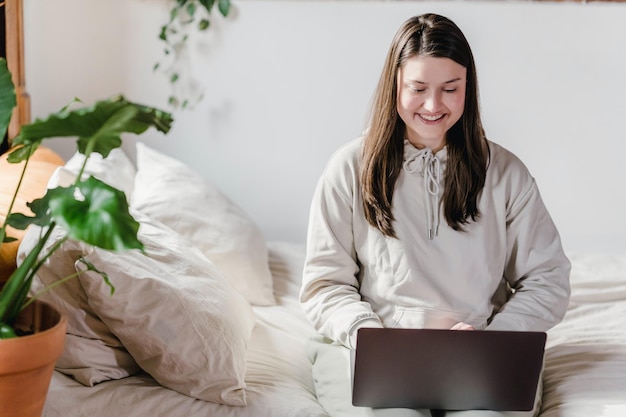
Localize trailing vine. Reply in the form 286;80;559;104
155;0;232;109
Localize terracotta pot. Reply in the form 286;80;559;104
0;299;66;417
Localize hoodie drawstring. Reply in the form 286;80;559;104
403;148;442;240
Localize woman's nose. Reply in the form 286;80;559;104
423;92;441;111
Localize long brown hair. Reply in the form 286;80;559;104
361;13;488;238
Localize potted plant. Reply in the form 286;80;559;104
0;57;173;417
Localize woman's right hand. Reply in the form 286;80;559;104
450;322;475;330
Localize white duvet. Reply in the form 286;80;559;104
541;252;626;417
42;242;329;417
42;247;626;417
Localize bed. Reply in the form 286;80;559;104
2;142;622;417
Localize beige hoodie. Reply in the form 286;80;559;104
300;137;571;349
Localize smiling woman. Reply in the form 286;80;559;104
300;13;571;417
396;56;467;153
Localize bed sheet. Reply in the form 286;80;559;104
42;241;329;417
305;251;626;417
541;252;626;417
40;249;626;417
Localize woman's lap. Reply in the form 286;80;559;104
306;337;541;417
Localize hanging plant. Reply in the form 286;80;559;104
155;0;232;110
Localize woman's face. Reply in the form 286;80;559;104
396;55;467;152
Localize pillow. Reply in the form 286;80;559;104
63;147;136;201
0;146;64;283
15;149;139;384
131;142;276;306
76;211;255;405
18;165;140;386
19;221;140;386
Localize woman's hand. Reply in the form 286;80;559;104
450;322;475;330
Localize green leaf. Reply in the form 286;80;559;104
198;19;210;31
10;96;173;162
218;0;230;17
170;6;180;21
6;211;47;231
2;235;17;244
6;143;38;163
170;73;179;84
77;258;115;296
199;0;215;13
75;105;138;157
129;103;175;135
0;58;17;141
186;2;196;17
46;177;144;252
0;235;47;325
0;323;17;339
159;25;168;41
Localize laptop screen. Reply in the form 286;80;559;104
351;328;546;411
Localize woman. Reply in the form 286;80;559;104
300;13;570;417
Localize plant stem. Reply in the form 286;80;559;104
0;146;35;236
24;269;79;309
20;226;66;310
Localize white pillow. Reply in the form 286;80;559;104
76;211;255;406
131;142;276;306
20;223;140;385
19;166;140;386
64;147;136;201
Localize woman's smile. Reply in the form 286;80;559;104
397;55;467;151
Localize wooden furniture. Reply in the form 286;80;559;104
3;0;29;143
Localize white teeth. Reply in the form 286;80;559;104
421;114;444;121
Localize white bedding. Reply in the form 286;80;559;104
41;246;626;417
31;146;626;417
306;252;626;417
42;241;329;417
541;253;626;417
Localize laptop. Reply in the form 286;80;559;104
351;328;546;411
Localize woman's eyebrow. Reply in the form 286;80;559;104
410;77;464;85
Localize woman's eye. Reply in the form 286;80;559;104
409;86;425;93
443;88;457;93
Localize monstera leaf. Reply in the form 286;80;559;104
8;177;143;252
9;96;173;163
0;58;16;142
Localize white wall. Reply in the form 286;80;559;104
23;0;626;253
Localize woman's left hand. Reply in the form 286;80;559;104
450;322;475;330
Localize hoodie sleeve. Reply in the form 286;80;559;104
299;142;383;349
487;177;571;332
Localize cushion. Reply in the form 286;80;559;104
0;146;64;283
19;163;141;386
19;222;140;386
63;147;136;201
131;142;276;306
15;149;141;385
20;207;255;404
76;211;255;405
